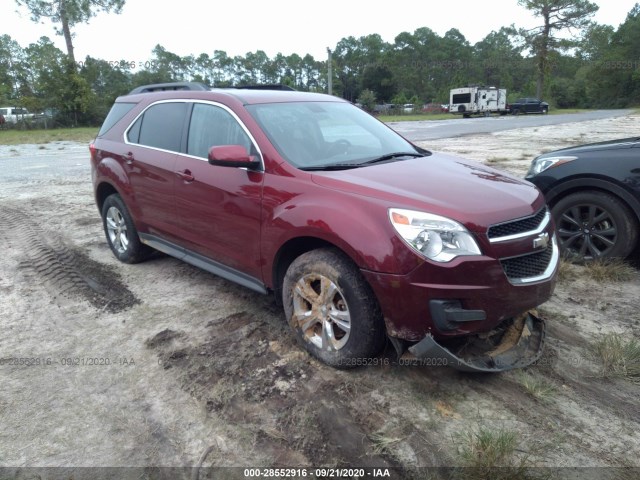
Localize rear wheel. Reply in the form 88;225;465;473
551;191;638;262
101;194;152;263
282;248;385;369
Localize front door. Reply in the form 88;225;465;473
173;102;264;281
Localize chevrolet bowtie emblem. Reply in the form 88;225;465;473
533;232;550;249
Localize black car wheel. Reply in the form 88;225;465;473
102;194;152;264
282;248;385;369
551;191;638;262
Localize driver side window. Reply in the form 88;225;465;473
187;103;254;159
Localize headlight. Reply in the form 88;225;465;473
389;208;481;262
527;155;577;176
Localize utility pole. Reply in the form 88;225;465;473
327;47;333;96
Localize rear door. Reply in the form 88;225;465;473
125;101;187;242
173;102;264;281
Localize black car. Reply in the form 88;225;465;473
526;137;640;262
510;98;549;115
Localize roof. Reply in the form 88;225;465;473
120;83;343;106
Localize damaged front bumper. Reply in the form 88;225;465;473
406;311;545;372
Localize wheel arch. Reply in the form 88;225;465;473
545;177;640;225
95;181;120;213
271;237;363;306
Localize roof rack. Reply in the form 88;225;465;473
231;85;296;91
128;82;297;95
128;82;210;94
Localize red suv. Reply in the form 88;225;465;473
91;82;558;372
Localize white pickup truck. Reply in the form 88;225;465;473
0;107;36;124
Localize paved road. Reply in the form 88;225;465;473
0;110;633;182
388;109;633;142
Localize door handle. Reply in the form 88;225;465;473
175;169;195;182
123;152;135;165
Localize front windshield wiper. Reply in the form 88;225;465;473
358;152;424;166
299;163;364;171
299;152;425;171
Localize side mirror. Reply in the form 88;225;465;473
208;145;260;169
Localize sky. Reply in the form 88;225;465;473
1;0;637;68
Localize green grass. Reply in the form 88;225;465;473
512;370;557;402
557;258;579;283
0;127;98;145
583;258;637;282
593;333;640;380
548;108;593;115
456;427;534;480
486;157;510;165
369;430;402;456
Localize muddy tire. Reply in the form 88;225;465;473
551;191;638;262
101;194;152;264
282;248;385;369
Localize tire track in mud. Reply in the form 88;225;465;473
0;206;138;313
145;313;416;474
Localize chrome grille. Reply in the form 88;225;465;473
488;208;547;241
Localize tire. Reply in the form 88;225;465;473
542;108;548;114
282;248;385;369
512;108;520;115
551;191;638;262
101;194;152;264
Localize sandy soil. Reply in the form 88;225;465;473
0;114;638;478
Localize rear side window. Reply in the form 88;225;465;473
128;102;187;152
98;102;136;136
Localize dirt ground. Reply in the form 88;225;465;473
0;114;639;478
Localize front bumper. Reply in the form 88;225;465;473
361;251;557;342
408;311;545;372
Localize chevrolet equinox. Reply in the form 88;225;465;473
90;82;558;372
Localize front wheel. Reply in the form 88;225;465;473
282;248;385;369
101;194;152;264
551;191;638;262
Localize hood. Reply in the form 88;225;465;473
540;137;640;156
311;153;543;232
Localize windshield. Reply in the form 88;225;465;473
246;102;422;169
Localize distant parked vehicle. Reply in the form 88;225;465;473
509;98;549;115
449;86;509;117
421;103;443;113
0;107;36;124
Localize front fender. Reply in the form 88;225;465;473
260;175;420;280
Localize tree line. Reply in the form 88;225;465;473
1;1;639;127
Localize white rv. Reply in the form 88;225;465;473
449;86;508;117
